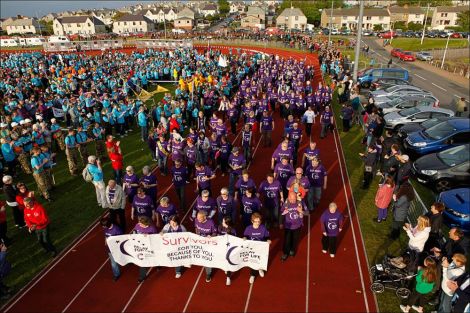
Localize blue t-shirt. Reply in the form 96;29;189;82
1;143;16;162
87;164;103;182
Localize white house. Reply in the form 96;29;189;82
199;4;219;17
177;7;196;20
53;16;106;35
321;8;390;31
113;14;155;34
431;5;469;30
388;6;425;25
92;9;115;26
229;1;246;14
162;8;178;21
4;17;41;35
276;7;307;31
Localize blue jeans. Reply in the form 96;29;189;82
438;290;452;313
108;252;121;278
308;186;322;211
113;169;123;184
140;126;148;142
158;155;168;175
229;172;239;195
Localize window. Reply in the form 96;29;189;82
133;22;136;25
415;14;420;18
88;23;91;27
413;112;431;119
295;16;299;21
450;132;470;144
366;16;371;20
444;20;450;25
139;21;142;25
178;20;181;24
124;22;127;26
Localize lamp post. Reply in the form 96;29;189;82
352;0;364;83
441;33;450;69
421;2;430;45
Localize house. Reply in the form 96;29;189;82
174;17;194;30
343;0;397;7
230;1;246;14
162;8;178;21
431;5;469;30
199;4;218;17
177;7;196;20
136;9;161;23
113;14;155;34
321;8;390;31
42;13;58;22
4;17;41;35
53;16;106;36
246;6;266;20
388;6;425;25
92;9;115;26
276;7;307;31
241;15;265;29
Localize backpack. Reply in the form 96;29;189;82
82;165;92;182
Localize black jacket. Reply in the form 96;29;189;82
2;184;17;203
453;272;470;313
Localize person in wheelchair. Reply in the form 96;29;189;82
390;216;431;272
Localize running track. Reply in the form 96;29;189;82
2;47;378;313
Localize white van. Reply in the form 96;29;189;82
0;38;18;47
26;37;46;45
48;36;69;43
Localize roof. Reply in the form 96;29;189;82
247;6;265;15
325;8;389;17
8;18;38;26
278;7;306;18
178;7;195;18
448;118;470;129
243;14;264;21
117;14;153;23
388;7;424;14
58;16;104;26
435;6;469;13
202;4;218;11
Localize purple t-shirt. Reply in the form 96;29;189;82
132;195;154;218
243;225;270;241
193;197;217;218
140;174;157;197
303;147;320;163
194;219;217;237
274;163;294;187
228;154;245;175
157;140;170;158
216;195;236;216
215;124;227;138
104;224;123;252
321;111;333;124
235;177;257;196
132;223;158;234
260;116;273;131
306;164;327;187
171;165;188;188
286;176;311;190
272;147;293;163
288;128;302;141
124;174;139;196
196;166;213;190
240;195;261;216
281;201;305;230
185;145;198;164
259;179;282;203
320;209;344;237
156;203;177;218
219;142;231;159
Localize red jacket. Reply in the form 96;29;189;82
169;118;180;133
24;202;50;230
375;184;394;209
109;152;123;170
0;201;6;223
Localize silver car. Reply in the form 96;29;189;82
416;51;433;61
384;106;454;130
378;95;440;114
374;92;433;105
371;85;428;98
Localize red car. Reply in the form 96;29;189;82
391;48;403;57
379;31;396;39
397;50;416;61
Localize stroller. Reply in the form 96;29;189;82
369;255;416;299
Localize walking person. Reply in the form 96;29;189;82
260;111;274;147
302;106;316;138
374;176;394;223
280;192;306;261
320;106;334;139
85;155;107;208
64;128;80;176
455;97;467;117
228;147;245;196
243;212;271;284
217;215;237;286
320;202;344;258
30;147;52;202
23;197;57;257
105;180;127;232
100;216;123;281
131;216;158;283
171;159;189;211
194;210;217;283
305;158;327;212
2;176;25;228
161;215;187;278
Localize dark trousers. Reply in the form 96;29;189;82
109;209;126;232
363;170;373;188
0;222;8;242
390;220;405;240
321;235;337;255
36;227;56;253
342;118;351;132
175;186;186;211
407;289;426;308
305;123;312;137
11;206;25;227
230;119;237;135
283;228;301;255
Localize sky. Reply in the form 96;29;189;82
0;1;162;18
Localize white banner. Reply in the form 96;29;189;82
107;233;269;272
52;107;65;118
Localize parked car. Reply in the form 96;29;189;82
391;48;403;57
379;31;396;39
371;85;426;99
450;33;462;38
363;30;374;36
438;31;449;38
438;188;470;233
374;92;433;106
330;28;340;35
397;51;416;61
358;68;410;88
384;106;454;130
416;51;433;61
397;116;458;140
378;94;439;114
370;78;410;91
404;119;470;155
412;144;470;192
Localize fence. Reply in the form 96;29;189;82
43;39;123;52
133;39;193;50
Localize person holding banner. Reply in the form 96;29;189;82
243;212;270;284
218;216;237;286
160;215;187;279
132;216;158;283
194;210;217;283
100;216;123;282
240;188;262;228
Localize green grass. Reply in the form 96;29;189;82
1;82;175;299
391;38;469;51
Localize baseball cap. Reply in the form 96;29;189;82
10;122;18;127
19;120;26;125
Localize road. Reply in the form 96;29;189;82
206;14;236;33
362;37;469;112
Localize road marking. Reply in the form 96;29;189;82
414;74;427;80
454;95;470;103
182;268;204;313
62;259;109;312
332;130;370;312
305;214;311;313
431;83;447;91
121;268;153;313
244;283;254;313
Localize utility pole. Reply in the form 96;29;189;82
163;12;167;39
352;0;364;83
421;2;430;45
441;33;450;69
328;0;334;46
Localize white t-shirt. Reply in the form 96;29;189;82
303;110;316;124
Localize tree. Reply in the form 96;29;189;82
407;22;422;31
218;0;230;15
38;20;53;35
456;10;470;32
393;21;407;31
112;11;126;21
396;0;452;6
278;0;344;24
373;24;383;31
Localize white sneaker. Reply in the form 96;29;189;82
226;277;231;286
175;273;181;279
249;276;255;284
330;254;335;258
258;270;264;278
322;250;327;254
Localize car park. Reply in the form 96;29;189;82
412;144;470;192
378;94;439;114
370;78;410;91
438;188;470;233
371;85;426;99
358;68;410;88
397;116;458;140
384;106;454;130
404;119;470;155
416;51;433;61
397;51;416;61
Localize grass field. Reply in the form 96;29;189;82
1;82;175;298
390;37;469;51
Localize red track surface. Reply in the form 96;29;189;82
2;47;377;313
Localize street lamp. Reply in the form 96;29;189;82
441;32;451;69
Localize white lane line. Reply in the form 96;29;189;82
305;214;311;313
243;283;254;313
414;74;427;81
454;95;470;103
182;268;204;313
121;268;153;313
62;259;109;312
431;83;447;91
332;129;370;313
